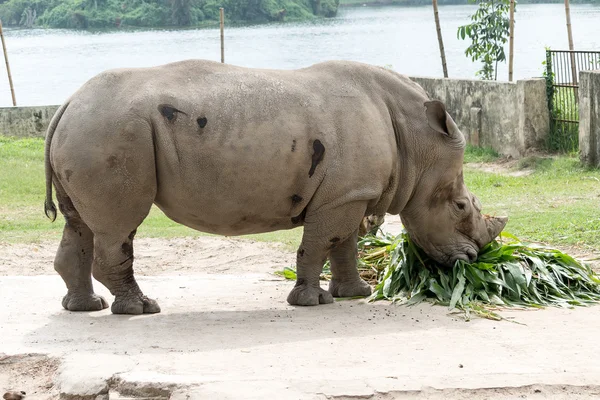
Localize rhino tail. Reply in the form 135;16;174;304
44;102;70;222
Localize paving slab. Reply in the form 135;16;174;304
1;273;600;399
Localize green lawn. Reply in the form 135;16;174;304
0;136;302;248
464;153;600;251
1;136;599;252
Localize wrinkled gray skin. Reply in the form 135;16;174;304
44;60;507;314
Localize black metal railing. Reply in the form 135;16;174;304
545;49;600;152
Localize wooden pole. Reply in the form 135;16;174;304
564;0;577;87
508;0;515;82
0;20;16;106
432;0;448;78
219;8;224;64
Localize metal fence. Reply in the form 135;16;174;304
545;49;600;152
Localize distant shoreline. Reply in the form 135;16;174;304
339;0;599;6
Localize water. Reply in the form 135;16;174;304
0;3;599;107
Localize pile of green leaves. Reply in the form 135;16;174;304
366;230;600;317
278;230;600;319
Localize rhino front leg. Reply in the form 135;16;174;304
328;229;372;298
287;240;333;306
287;201;367;306
92;230;160;315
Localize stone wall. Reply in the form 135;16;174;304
0;77;551;158
579;71;600;168
0;105;60;138
411;76;550;158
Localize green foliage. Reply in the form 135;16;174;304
457;0;513;80
319;0;339;17
278;228;600;319
367;230;600;319
119;1;168;27
0;0;58;26
0;0;336;28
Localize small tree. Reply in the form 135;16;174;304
457;0;513;81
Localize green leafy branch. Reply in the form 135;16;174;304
457;0;513;80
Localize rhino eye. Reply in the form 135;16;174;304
454;200;468;211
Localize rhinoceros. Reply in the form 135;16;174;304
43;60;507;315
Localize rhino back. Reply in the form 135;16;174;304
60;60;409;235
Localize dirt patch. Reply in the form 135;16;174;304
465;160;534;177
3;219;596;277
0;354;59;400
0;236;295;277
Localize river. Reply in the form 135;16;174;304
0;3;599;107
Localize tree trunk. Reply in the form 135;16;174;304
564;0;578;89
432;0;448;78
508;0;515;81
0;20;17;106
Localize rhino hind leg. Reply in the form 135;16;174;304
287;201;368;306
54;186;108;312
91;228;160;315
328;230;372;298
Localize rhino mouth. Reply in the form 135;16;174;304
435;243;479;267
450;246;478;264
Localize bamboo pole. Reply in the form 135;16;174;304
0;20;16;106
508;0;515;82
432;0;448;78
564;0;577;87
219;8;224;64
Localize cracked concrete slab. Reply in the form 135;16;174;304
2;272;600;399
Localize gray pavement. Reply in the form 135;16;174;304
2;273;600;399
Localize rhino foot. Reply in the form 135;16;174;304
111;295;161;315
287;284;333;306
62;292;109;312
328;279;372;298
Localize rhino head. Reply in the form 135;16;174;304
399;100;508;266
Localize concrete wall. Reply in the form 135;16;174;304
0;105;60;137
0;77;550;158
579;71;600;168
411;76;550;158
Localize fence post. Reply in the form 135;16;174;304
220;8;225;64
0;20;17;106
508;0;515;82
579;71;600;167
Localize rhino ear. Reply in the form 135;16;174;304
424;100;465;147
424;100;449;136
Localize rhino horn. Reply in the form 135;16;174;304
485;215;508;241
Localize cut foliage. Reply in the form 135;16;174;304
368;231;600;311
278;230;600;319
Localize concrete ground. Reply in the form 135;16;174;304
2;217;600;399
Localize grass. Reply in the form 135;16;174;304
0;136;302;248
463;144;500;164
464;156;600;250
1;136;600;253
